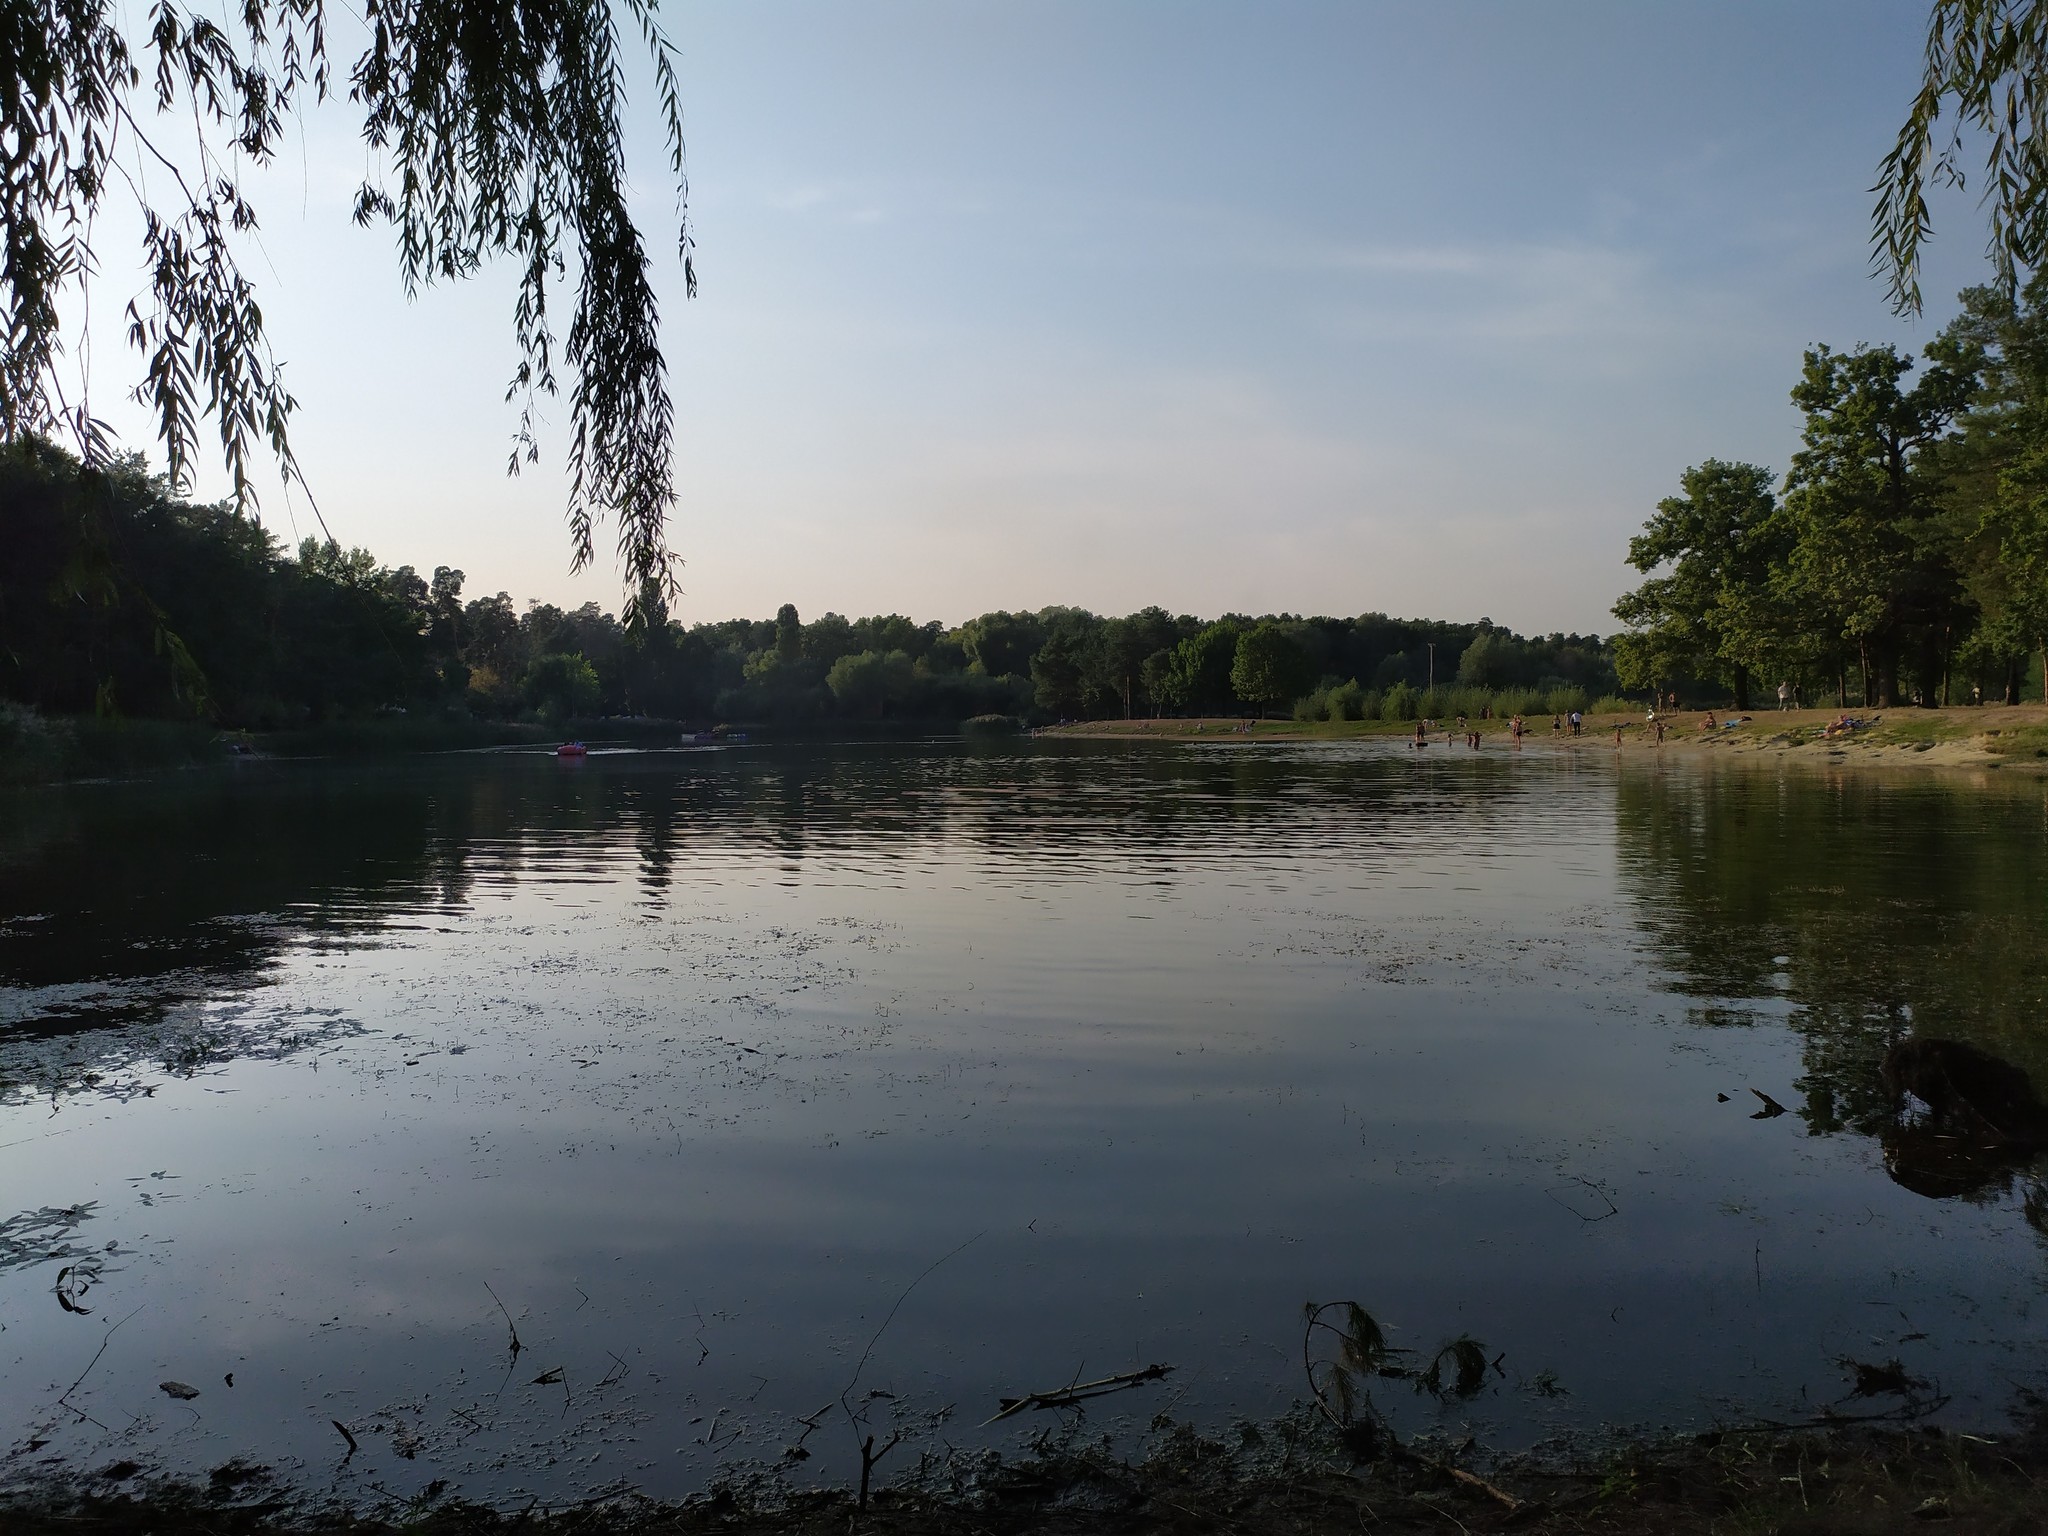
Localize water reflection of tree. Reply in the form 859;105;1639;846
1615;763;2048;1217
1;744;1537;1094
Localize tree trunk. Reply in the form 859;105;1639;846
1732;664;1750;713
1837;667;1848;707
2007;657;2022;706
1858;642;1871;708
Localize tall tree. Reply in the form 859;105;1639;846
1029;629;1085;717
1172;622;1242;715
1610;460;1784;709
1779;345;1976;706
1230;623;1312;718
1930;279;2048;695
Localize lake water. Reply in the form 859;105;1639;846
3;739;2046;1502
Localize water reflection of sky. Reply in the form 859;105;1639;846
2;743;2044;1501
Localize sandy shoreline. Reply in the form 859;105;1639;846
1044;704;2048;775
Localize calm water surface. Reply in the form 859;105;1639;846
2;739;2046;1499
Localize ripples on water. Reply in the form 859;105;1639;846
1;740;2045;1501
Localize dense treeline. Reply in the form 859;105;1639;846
0;438;1617;730
1614;280;2048;709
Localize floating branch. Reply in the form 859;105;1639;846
982;1363;1175;1425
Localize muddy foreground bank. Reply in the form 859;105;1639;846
6;1416;2046;1536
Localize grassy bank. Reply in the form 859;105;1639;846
5;1417;2042;1535
1048;703;2048;774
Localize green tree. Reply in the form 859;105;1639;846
1779;345;1976;706
522;652;600;722
1230;623;1312;717
1610;460;1784;709
775;603;803;664
958;611;1046;678
1030;630;1087;717
1140;649;1181;715
825;649;916;717
1172;622;1242;714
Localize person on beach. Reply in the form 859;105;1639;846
1655;719;1665;744
1614;723;1624;747
1552;714;1562;735
1700;710;1717;731
1569;710;1582;737
1777;680;1793;711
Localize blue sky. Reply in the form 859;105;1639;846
86;0;1994;634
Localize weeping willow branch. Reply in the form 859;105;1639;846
0;0;690;621
1876;0;2048;315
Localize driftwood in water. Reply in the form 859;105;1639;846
982;1363;1174;1424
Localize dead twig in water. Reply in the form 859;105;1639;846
981;1363;1176;1425
840;1231;985;1409
332;1419;359;1460
53;1304;142;1429
483;1280;524;1361
837;1231;985;1509
1545;1176;1617;1222
858;1430;904;1513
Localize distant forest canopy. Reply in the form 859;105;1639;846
2;438;1616;729
1612;278;2048;711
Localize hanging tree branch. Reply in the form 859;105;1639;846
1876;0;2048;315
0;0;690;622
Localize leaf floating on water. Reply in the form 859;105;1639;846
159;1381;200;1400
531;1366;565;1385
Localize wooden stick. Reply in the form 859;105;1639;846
982;1363;1174;1424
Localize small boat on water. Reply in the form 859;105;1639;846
556;741;588;758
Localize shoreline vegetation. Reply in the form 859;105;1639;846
1046;702;2048;776
9;703;2048;787
4;1416;2045;1535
